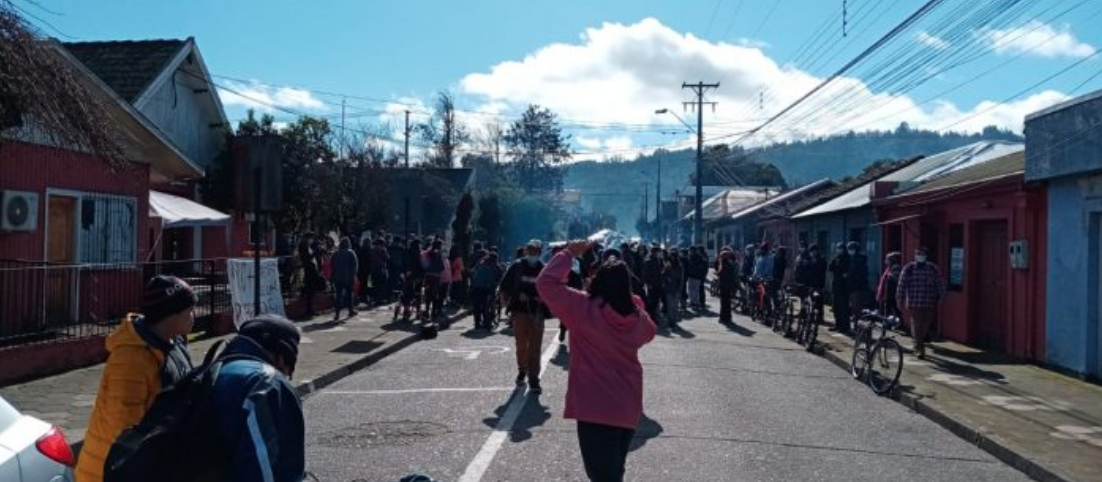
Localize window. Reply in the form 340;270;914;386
947;223;964;291
79;194;137;264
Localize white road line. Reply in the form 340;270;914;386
458;336;560;482
320;387;516;395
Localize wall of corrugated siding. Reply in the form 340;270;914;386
137;65;223;168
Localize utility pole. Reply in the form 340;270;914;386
655;158;662;245
403;110;411;237
340;97;346;158
683;81;719;246
643;182;649;224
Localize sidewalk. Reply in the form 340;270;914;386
813;315;1102;482
0;304;465;448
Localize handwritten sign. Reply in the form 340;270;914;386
228;258;286;329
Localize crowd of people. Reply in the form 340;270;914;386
72;231;943;482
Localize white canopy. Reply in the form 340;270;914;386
149;190;230;228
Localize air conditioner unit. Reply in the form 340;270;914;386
1;190;39;232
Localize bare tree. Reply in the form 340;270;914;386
478;121;505;164
416;91;469;168
0;2;127;166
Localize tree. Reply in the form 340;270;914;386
417;91;469;168
504;104;572;192
1;3;130;165
476;121;506;164
476;193;503;248
451;191;474;256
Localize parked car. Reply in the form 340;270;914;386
0;395;74;481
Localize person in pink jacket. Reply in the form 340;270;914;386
537;240;657;482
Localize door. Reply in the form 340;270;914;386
973;220;1009;351
46;195;77;323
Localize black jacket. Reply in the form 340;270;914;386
718;258;738;288
499;259;548;315
642;256;665;288
829;253;850;293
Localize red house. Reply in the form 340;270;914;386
874;148;1047;361
0;39;230;383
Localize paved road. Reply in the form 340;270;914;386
303;309;1033;482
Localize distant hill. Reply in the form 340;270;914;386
563;124;1022;235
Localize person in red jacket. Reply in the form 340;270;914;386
537;240;657;482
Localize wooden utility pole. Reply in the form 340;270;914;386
682;81;719;246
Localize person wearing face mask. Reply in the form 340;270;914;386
897;247;944;359
877;252;904;321
499;240;549;393
828;242;852;333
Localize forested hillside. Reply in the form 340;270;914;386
563;124;1022;234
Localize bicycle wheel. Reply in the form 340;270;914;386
851;341;869;380
867;338;904;395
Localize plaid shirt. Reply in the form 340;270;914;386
897;261;943;309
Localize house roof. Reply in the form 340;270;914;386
724;179;836;223
61;40;187;103
890;150;1024;198
779;158;919;219
793;141;1023;219
683;187;780;221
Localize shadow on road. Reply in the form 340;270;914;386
669;325;696;339
482;393;552;443
630;413;664;452
724;323;756;337
551;344;570;371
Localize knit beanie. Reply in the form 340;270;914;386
239;314;301;369
142;275;198;324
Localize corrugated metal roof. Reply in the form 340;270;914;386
683;187;780;221
727;179;835;222
792;141;1023;218
893;150;1024;197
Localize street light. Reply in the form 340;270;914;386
654;108;696;133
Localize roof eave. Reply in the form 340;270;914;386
50;40;205;180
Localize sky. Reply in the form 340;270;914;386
20;0;1102;160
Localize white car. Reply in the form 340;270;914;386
0;395;74;482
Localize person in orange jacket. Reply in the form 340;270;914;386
75;276;197;482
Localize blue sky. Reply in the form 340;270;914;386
23;0;1102;159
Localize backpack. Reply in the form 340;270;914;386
471;263;498;289
104;340;254;482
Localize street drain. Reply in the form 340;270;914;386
317;421;450;448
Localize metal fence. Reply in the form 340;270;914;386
0;258;228;349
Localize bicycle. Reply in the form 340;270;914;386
850;309;905;395
774;284;799;337
794;287;823;351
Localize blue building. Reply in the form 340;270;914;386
1024;89;1102;379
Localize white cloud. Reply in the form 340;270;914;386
218;81;328;113
917;31;949;50
454;18;1071;155
979;21;1096;58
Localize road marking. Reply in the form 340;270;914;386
431;346;511;360
458;336;559;482
320;387;516;395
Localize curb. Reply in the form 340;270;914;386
813;341;1075;482
293;309;470;399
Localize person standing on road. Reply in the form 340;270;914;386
828;242;852;334
536;240;657;482
718;247;738;325
642;246;665;322
356;234;373;306
695;245;709;309
209;314;304;482
422;239;448;322
499;240;548;393
896;247;944;359
298;233;323;318
398;238;424;320
685;247;707;310
370;237;391;306
664;248;685;328
76;276;197;482
330;237;359;321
